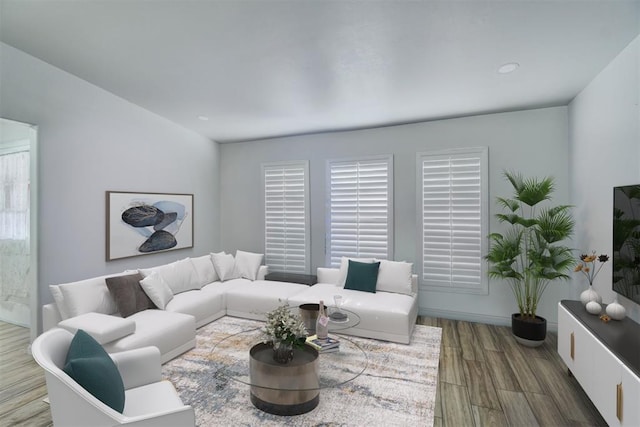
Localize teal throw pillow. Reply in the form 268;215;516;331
344;260;380;293
63;329;125;413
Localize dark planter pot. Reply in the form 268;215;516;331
511;313;547;347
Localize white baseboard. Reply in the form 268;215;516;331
417;307;559;333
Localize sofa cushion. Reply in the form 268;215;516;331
58;273;135;318
337;257;376;287
234;250;263;280
190;255;219;286
139;272;174;309
49;285;70;319
344;260;380;293
164;289;225;327
106;273;156;318
103;310;196;362
376;260;413;295
211;252;240;281
140;259;200;295
58;312;135;345
63;330;125;413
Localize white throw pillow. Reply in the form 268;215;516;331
139;272;174;309
58;274;124;318
140;259;200;294
191;254;219;286
49;285;70;319
211;252;240;281
337;257;376;287
234;250;264;281
376;260;413;295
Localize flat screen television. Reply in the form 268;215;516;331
613;184;640;304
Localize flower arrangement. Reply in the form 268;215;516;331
264;303;307;350
574;252;609;286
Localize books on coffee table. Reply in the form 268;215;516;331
306;335;340;352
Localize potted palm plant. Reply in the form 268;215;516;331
485;171;575;347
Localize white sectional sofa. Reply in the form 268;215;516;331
42;253;418;363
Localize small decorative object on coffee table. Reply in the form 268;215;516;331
315;300;329;341
263;303;307;364
298;303;326;335
329;295;348;322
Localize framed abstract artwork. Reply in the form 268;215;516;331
106;191;194;261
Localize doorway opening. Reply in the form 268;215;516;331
0;118;38;342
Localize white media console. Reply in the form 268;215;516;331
558;300;640;426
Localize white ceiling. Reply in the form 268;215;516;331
1;0;639;143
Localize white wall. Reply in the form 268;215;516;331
569;35;640;322
0;43;221;332
220;106;570;327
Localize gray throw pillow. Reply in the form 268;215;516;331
105;273;156;317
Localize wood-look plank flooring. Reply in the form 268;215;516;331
0;321;51;427
418;317;607;427
2;317;606;426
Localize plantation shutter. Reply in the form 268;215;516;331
419;148;488;293
263;162;310;273
327;156;393;267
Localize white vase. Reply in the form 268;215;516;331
606;295;626;321
586;300;602;315
580;285;602;306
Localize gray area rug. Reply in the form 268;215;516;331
163;316;442;426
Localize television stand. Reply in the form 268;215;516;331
558;300;639;426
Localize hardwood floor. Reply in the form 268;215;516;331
0;322;50;426
417;316;607;427
1;317;605;426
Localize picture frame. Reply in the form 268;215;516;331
106;191;194;261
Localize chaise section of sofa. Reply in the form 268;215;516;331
102;310;196;364
287;264;418;344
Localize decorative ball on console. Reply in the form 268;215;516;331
586;300;602;315
605;296;626;320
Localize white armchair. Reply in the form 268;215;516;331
31;328;195;426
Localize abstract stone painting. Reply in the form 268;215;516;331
106;191;193;260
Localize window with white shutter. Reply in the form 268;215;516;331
326;156;393;267
263;161;310;273
417;147;488;294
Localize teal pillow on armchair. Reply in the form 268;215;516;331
344;260;381;293
63;329;125;413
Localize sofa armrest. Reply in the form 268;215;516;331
118;405;195;426
257;265;269;280
317;267;340;285
43;303;62;332
411;274;418;294
111;346;162;389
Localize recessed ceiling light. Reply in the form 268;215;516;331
498;62;519;74
197;115;209;121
